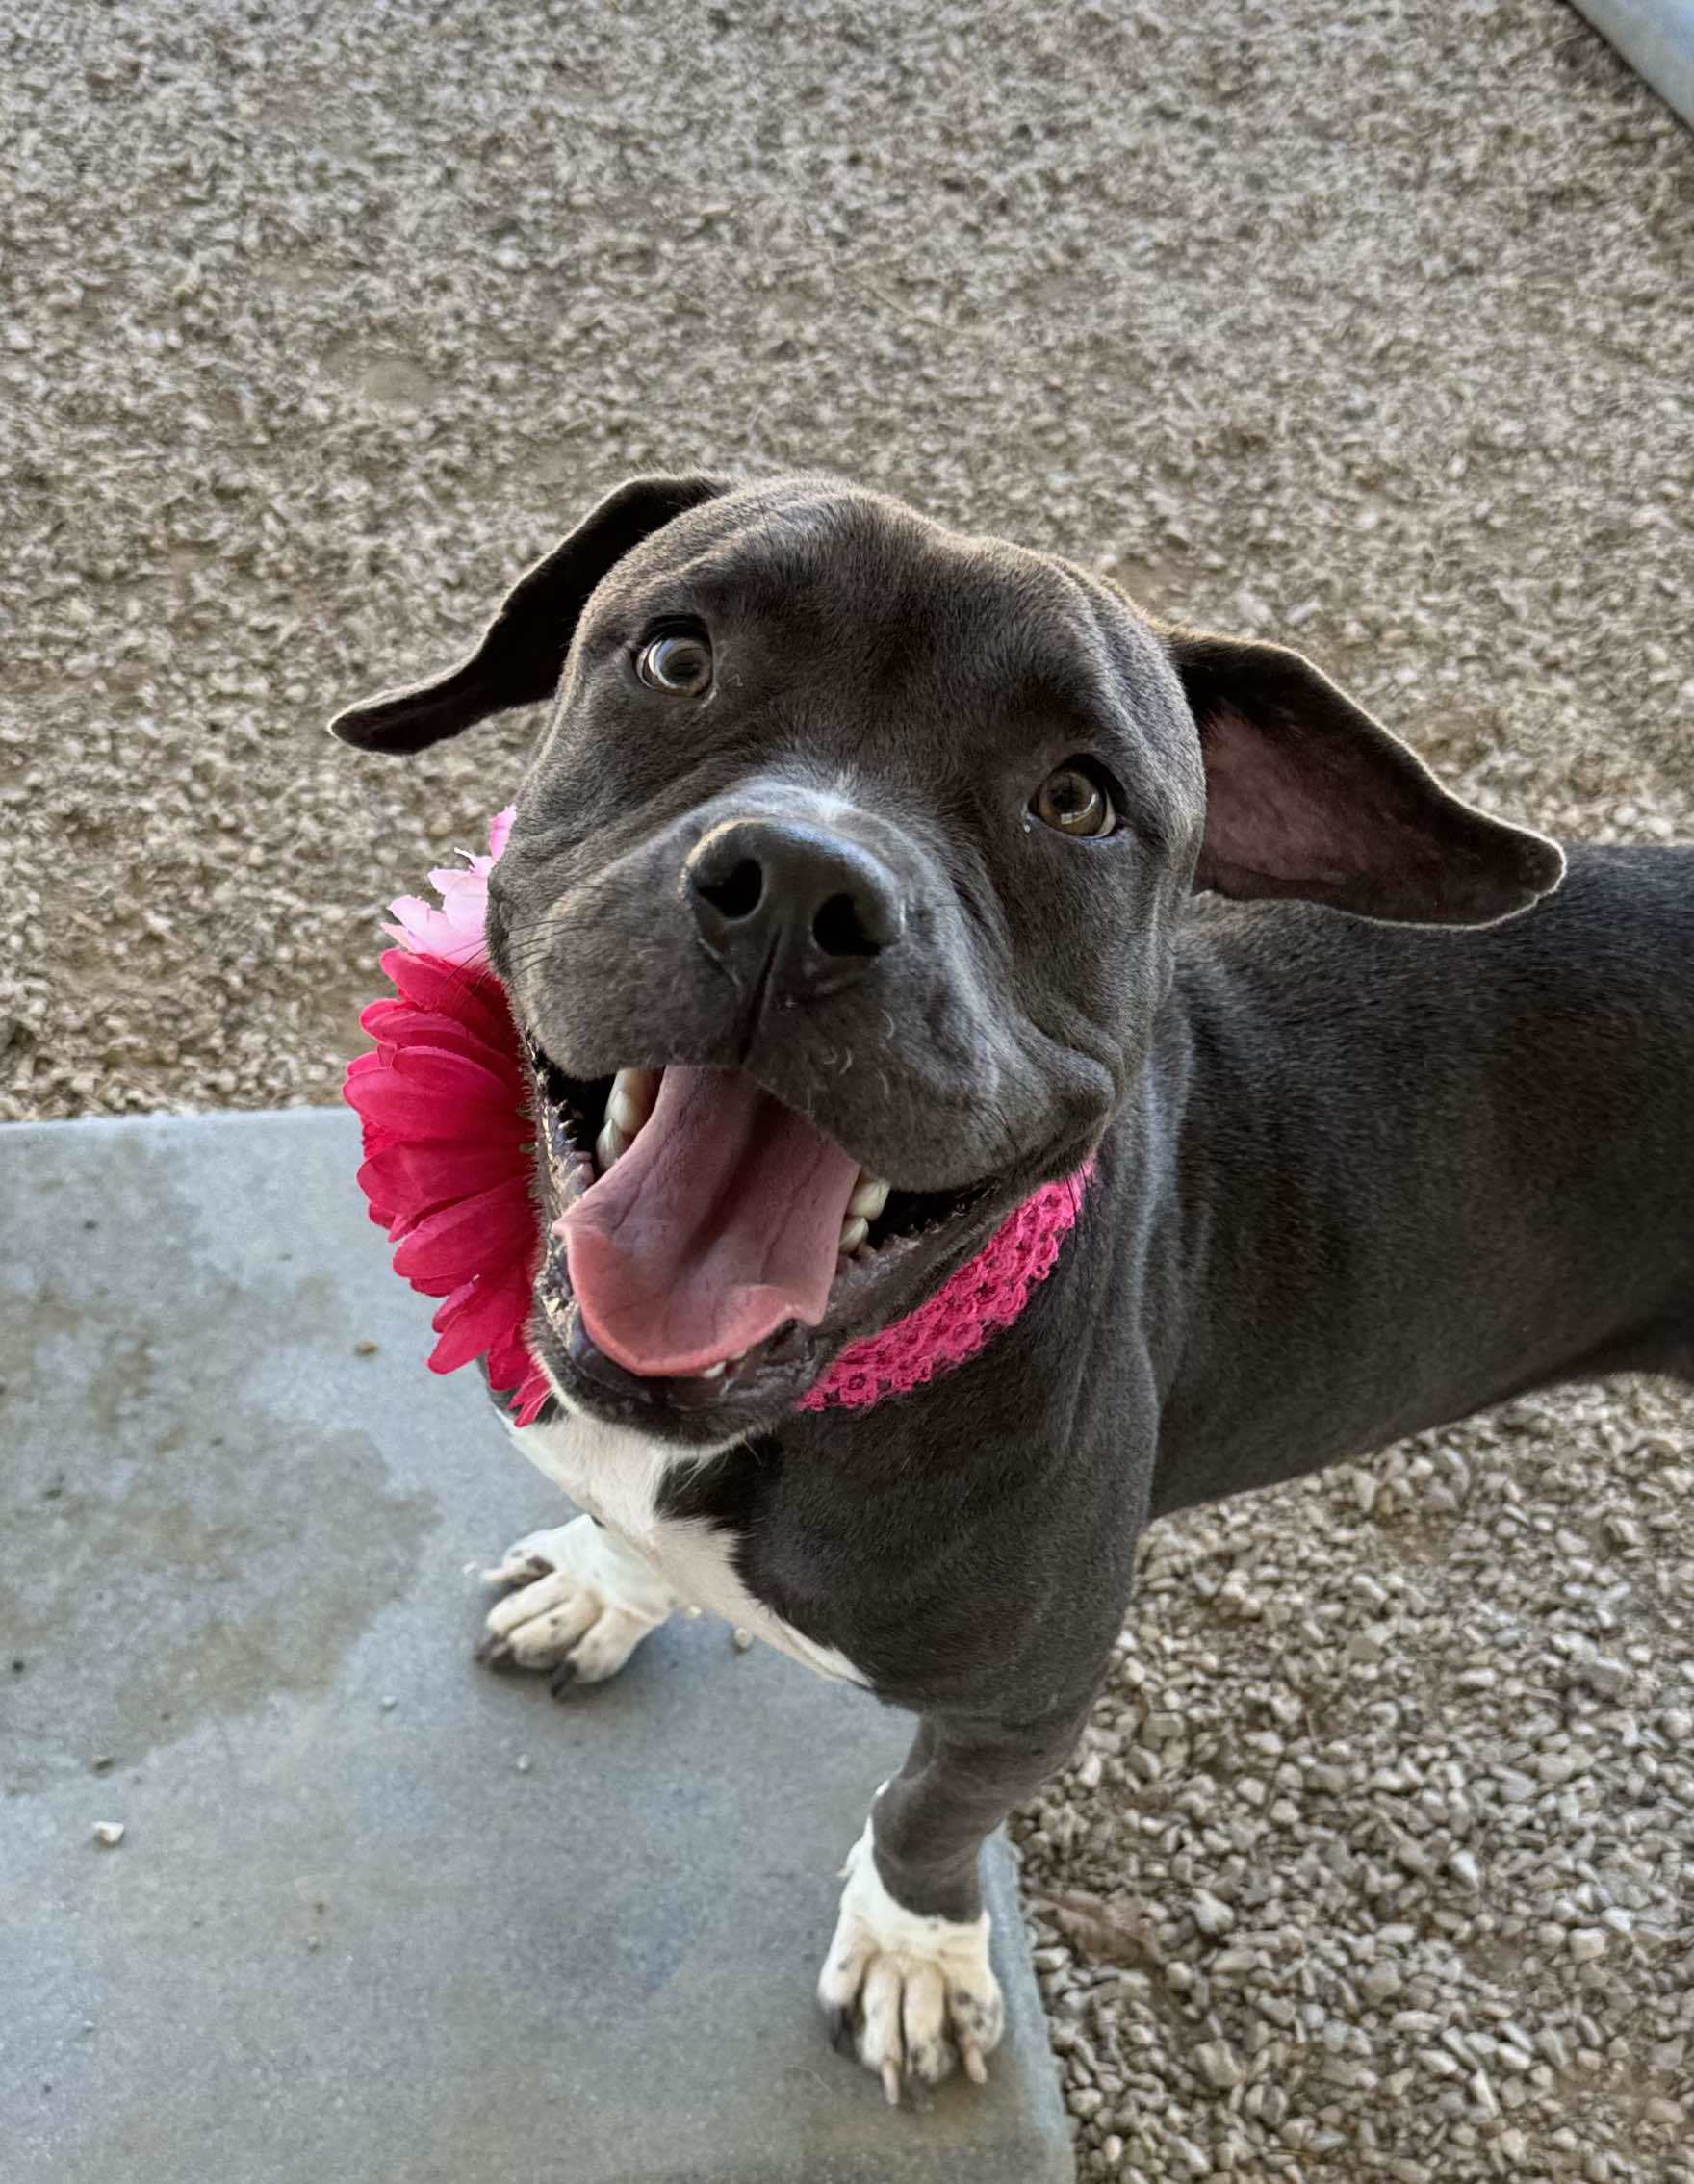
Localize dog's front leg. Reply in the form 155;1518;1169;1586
819;1701;1091;2101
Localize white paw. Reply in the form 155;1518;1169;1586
817;1818;1004;2103
477;1516;672;1691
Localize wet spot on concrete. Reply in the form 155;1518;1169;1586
2;1118;437;1790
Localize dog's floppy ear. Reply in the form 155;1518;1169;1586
1166;630;1564;926
329;474;730;755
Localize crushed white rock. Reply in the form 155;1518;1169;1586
0;4;1688;2180
1018;1373;1694;2182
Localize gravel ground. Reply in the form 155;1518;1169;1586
3;1;1690;2176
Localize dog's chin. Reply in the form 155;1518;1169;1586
521;1041;1010;1447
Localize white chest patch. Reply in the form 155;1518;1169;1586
502;1404;866;1686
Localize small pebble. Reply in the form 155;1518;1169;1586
91;1822;124;1848
1196;2038;1245;2090
1191;1888;1235;1938
1361;1963;1402;2006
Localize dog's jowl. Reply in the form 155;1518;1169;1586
334;474;1694;2100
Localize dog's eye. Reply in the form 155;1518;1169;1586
1032;761;1116;838
635;628;713;696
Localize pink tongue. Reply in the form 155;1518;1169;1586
554;1066;862;1377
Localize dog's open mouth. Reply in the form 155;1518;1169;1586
526;1045;985;1417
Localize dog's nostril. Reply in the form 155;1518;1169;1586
812;891;885;959
697;858;763;921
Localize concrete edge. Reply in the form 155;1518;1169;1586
1569;0;1694;128
983;1840;1075;2179
1;1104;346;1141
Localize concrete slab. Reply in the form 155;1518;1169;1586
0;1111;1073;2184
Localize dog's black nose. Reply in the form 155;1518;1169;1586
684;817;906;1002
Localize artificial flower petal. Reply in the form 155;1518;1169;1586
346;1049;522;1143
358;1140;526;1215
394;1180;537;1282
359;1000;516;1078
428;1266;532;1374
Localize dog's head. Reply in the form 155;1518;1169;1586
334;473;1562;1442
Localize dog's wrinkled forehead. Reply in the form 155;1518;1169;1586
579;483;1007;634
567;481;1198;799
543;486;1204;860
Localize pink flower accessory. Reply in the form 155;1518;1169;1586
345;809;1092;1424
344;807;552;1427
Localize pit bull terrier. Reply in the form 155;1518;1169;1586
332;473;1693;2101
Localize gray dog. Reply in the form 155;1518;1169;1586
333;474;1692;2102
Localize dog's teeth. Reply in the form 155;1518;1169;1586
698;1361;727;1380
838;1215;869;1254
607;1066;659;1138
595;1118;629;1173
847;1175;889;1222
